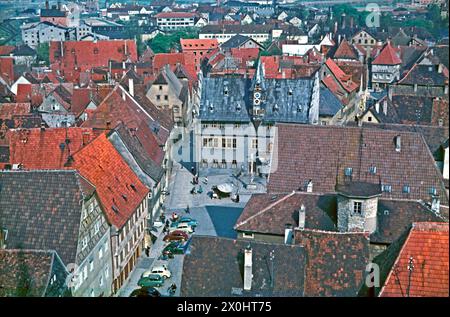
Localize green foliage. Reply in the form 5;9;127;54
36;43;50;66
148;29;198;54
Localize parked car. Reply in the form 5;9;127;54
129;287;161;297
138;274;164;288
149;264;171;279
176;216;198;228
163;241;187;255
163;230;189;242
169;222;194;233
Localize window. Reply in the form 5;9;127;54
89;259;94;272
369;166;377;175
232;138;237;149
83;266;88;281
344;167;353;177
81;237;88;250
251;138;258;149
232;160;237;168
156;95;161;100
105;267;109;278
402;185;410;194
164;95;168;101
99;276;104;287
159;85;163;90
99;247;103;259
94;221;101;234
353;201;362;214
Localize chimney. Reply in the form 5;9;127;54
82;132;90;146
128;78;134;97
57;1;61;10
306;179;313;192
340;13;346;29
350;16;354;29
375;102;380;113
383;99;388;115
394;135;401;152
284;224;293;244
40;122;46;132
45;0;49;9
243;246;253;291
298;204;306;230
431;195;440;213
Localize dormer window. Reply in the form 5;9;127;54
429;187;437;195
382;184;392;193
402;185;410;194
369;166;377;175
353;201;362;214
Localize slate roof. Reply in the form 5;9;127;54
336;181;382;198
267;124;448;206
113;124;164;182
8;127;96;169
40;8;66;17
221;34;258;49
0;170;94;265
69;134;149;229
399;64;448;86
236;191;338;235
0;249;55;297
319;86;343;117
294;229;370;297
371;200;446;245
378;222;449;297
199;72;317;124
181;236;307;297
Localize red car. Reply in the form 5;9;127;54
163;230;189;242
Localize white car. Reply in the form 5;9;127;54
149;264;171;279
169;222;194;234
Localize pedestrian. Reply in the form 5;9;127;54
186;205;190;214
145;246;150;257
191;166;195;175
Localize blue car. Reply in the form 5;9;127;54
175;216;198;228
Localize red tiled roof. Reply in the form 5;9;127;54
324;58;359;94
268;124;449;206
373;42;402;65
8;127;96;169
0;103;30;119
380;222;449;297
0;57;14;84
155;12;197;18
152;52;198;81
16;84;32;103
230;48;259;63
49;40;138;82
180;39;218;51
334;39;359;60
69;133;149;228
0;46;15;56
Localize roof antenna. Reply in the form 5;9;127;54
406;256;414;297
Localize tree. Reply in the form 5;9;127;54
36;43;50;66
147;29;198;54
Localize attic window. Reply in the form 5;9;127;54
344;167;353;177
130;184;137;191
122;194;128;201
112;205;119;213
